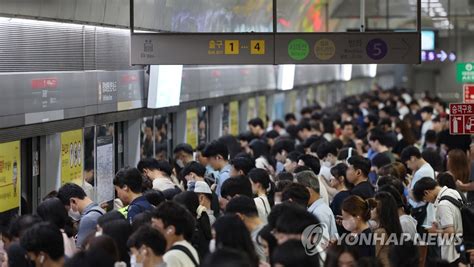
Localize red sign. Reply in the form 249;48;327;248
449;103;474;135
31;78;58;90
464;84;474;103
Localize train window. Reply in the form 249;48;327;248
154;115;168;161
141;116;155;159
96;123;115;207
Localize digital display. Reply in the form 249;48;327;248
421;30;436;51
147;65;183;109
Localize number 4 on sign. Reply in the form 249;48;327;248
251;40;265;55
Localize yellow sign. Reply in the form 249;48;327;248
307;87;315;105
229;101;239;136
251;40;265;55
288;91;297;114
314;39;336;60
225;40;240;55
208;40;224;55
248;98;257;119
258;96;267;124
61;130;83;186
0;141;20;213
186;109;198;148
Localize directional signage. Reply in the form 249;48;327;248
457;63;474;83
421;50;456;63
131;32;420;65
464;84;474;104
449;103;474;135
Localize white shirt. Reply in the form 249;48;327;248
421;120;433;146
153;177;176;191
308;198;338;241
164;240;200;267
318;176;330;205
399;214;418;239
434;187;463;263
254;195;270;224
409;163;436;227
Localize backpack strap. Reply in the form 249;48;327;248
170;244;199;267
259;196;269;215
84;208;104;216
439;195;463;209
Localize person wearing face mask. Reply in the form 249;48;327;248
127;225;167;267
369;192;404;267
340;195;376;258
173;143;194;172
248;168;274;224
57;183;104;249
20;222;64;267
317;142;340;200
271;139;296;175
137;158;176;192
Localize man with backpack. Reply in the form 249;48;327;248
412;177;464;265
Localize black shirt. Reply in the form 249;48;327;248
351;181;375;199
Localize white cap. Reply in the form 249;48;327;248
193;181;212;195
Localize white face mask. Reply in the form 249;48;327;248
322;160;332;168
95;230;103;237
342;216;357;232
130;255;143;267
368;219;379;230
209;239;216;253
68;209;81;221
176;159;185;168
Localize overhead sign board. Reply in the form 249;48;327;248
449;103;474;135
421;50;456;63
464;84;474;104
457;63;474;83
131;32;420;65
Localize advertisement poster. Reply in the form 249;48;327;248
248;98;257;119
198;107;208;146
96;136;114;204
288;91;297;114
222;103;230;136
61;129;83;186
258;96;266;125
229;101;239;136
186;109;198;148
0;141;20;213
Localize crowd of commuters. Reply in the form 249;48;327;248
1;88;474;267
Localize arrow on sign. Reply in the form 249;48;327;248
392;39;410;58
437;50;447;62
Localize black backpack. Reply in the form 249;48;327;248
439;194;474;249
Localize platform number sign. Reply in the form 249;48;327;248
225;40;239;55
366;39;388;60
251;40;265;55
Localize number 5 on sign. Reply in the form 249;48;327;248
251;40;265;55
225;40;239;55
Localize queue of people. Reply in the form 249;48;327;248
1;88;473;267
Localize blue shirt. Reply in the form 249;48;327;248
308;198;339;240
216;163;231;197
77;203;104;248
127;195;153;223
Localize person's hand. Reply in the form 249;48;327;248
210;183;217;192
467;249;474;264
336;215;343;226
456;180;464;188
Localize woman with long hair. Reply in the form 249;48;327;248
393;119;417;156
450;149;474;201
369;192;403;267
212;214;260;267
249;139;275;176
37;197;77;257
248;168;274;224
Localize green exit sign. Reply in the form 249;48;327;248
457;63;474;83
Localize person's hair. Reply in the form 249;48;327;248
57;183;87;206
369;128;388;147
202;140;229;160
86;235;120;262
213;214;259;266
316;142;338;160
257;225;277;265
131;211;153;232
341;195;373;222
295;171;320;194
308;135;327;152
372;153;392;169
281;183;310;207
388;240;420;267
297;154;321;174
374;192;403;236
286;125;299;140
378;164;402;183
324;244;359;267
376;176;405;198
287;151;303;163
272;240;320;267
400;146;421;163
173;191;200;217
265;130;280;140
66;248;116;267
7;214;42;239
337;147;359;161
138;158;162;173
37;197;75;238
143;190;166;207
330;138;343;150
378;184;405;209
347;156;371;177
422;148;442;172
180;161;206;178
221;175;253;199
275;172;294;182
436;172;456;190
217;135;243;160
294;165;311;174
238;131;256;143
275;205;319;235
225;195;258;217
330;163;352;189
425;130;437;144
127;225;166;256
447;149;470;183
396;120;416;146
273;120;285;129
173;143;194;155
101;219;132;264
97;210;126;228
113;167;143;193
271;139;295;155
341;121;354;129
20;222;64;261
412;177;438;202
275;180;293;193
230;157;255;176
249;139;271;161
420;106;434;114
297;120;312;133
151;201;196;241
202;248;253;267
248;117;264;129
285;113;297;122
248;168;274;205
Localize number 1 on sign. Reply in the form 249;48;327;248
225;40;239;55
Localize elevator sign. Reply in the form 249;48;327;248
449;103;474;135
131;32;420;65
457;63;474;83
